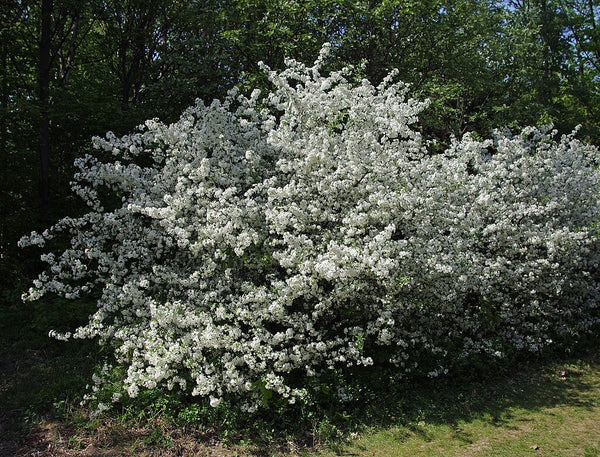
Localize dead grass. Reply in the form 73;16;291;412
10;419;235;457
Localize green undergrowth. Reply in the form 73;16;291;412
0;296;100;439
1;295;599;456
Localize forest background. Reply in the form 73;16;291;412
2;0;600;333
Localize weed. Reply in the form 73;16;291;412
143;427;173;447
67;435;82;450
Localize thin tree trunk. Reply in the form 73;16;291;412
0;39;7;258
1;40;7;161
61;14;79;85
39;0;52;221
0;40;8;152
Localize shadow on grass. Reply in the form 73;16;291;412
236;346;600;455
341;351;599;432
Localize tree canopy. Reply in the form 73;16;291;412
2;0;600;294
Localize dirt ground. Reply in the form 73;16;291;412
0;418;241;457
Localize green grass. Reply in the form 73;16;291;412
315;359;600;457
1;295;599;456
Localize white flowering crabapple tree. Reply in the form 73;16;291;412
20;45;600;411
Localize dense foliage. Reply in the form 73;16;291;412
20;50;600;411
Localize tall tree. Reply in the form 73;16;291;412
39;0;52;220
562;0;600;139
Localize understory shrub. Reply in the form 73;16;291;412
20;45;600;412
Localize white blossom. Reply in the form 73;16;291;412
20;46;600;412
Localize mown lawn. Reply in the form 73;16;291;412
1;297;599;456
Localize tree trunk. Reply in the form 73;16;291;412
39;0;52;221
1;38;7;162
0;39;7;258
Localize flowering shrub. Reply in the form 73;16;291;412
20;46;600;410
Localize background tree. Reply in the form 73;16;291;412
562;0;600;139
39;0;51;221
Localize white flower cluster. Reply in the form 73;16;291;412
20;46;600;410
